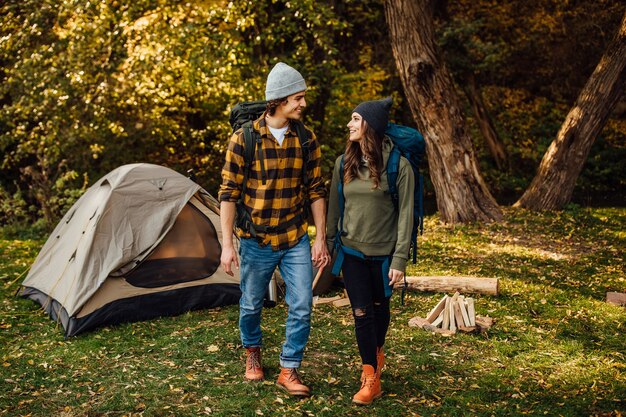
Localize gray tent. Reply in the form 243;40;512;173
20;163;241;336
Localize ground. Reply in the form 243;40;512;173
1;207;624;416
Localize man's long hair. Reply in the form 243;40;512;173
343;120;384;189
266;98;286;116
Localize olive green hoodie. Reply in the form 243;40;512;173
326;138;415;272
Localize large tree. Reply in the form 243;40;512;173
515;12;626;210
384;0;502;223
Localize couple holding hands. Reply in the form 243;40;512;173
219;62;414;406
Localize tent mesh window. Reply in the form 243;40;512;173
125;203;221;288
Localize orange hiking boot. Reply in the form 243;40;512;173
244;347;264;381
276;367;311;397
360;348;385;382
353;364;382;405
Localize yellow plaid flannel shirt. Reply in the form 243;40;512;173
218;115;326;250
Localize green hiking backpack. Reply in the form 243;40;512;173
228;101;312;237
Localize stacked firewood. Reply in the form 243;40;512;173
409;292;493;335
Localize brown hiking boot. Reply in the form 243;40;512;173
276;367;311;397
245;347;264;381
353;364;382;405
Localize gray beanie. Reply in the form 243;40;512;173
265;62;307;100
353;97;393;137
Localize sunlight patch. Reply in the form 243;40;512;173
482;243;570;261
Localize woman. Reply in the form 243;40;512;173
326;97;414;405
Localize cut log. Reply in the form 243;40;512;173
431;310;445;327
475;315;494;333
333;298;351;307
606;292;626;306
449;297;457;332
458;299;471;327
458;326;478;333
453;302;466;328
475;316;494;326
313;295;342;306
404;276;499;296
466;298;476;326
422;322;456;335
426;295;448;323
410;293;490;335
442;297;450;330
408;317;431;328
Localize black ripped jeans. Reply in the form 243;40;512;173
342;253;391;371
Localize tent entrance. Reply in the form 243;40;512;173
124;203;221;288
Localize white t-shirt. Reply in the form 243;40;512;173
268;126;289;146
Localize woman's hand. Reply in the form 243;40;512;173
388;268;404;286
311;236;330;269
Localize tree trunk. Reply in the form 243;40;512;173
464;74;508;170
384;0;502;223
515;12;626;210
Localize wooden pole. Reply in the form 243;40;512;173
403;276;499;296
311;266;324;290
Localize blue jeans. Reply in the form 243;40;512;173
239;234;313;368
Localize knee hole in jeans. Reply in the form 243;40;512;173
353;307;367;318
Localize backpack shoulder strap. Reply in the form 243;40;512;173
292;120;311;187
242;121;266;186
292;120;311;148
338;155;346;235
241;122;256;168
386;146;401;211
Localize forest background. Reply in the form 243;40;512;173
1;0;625;229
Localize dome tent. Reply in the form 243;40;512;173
19;163;241;336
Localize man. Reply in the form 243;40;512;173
218;62;329;397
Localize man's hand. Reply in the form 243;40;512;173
311;236;330;269
388;268;404;286
221;244;239;276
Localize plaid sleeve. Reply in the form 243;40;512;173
305;131;327;202
218;131;245;203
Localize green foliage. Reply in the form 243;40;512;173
443;0;626;101
577;119;626;202
0;187;30;225
1;0;625;226
466;86;626;201
1;208;625;415
1;0;395;225
439;0;626;202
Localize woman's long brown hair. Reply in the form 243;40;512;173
343;120;384;189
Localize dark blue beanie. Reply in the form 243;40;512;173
353;97;392;137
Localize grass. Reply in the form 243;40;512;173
1;207;625;416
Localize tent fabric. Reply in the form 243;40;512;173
20;283;241;337
20;163;241;336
